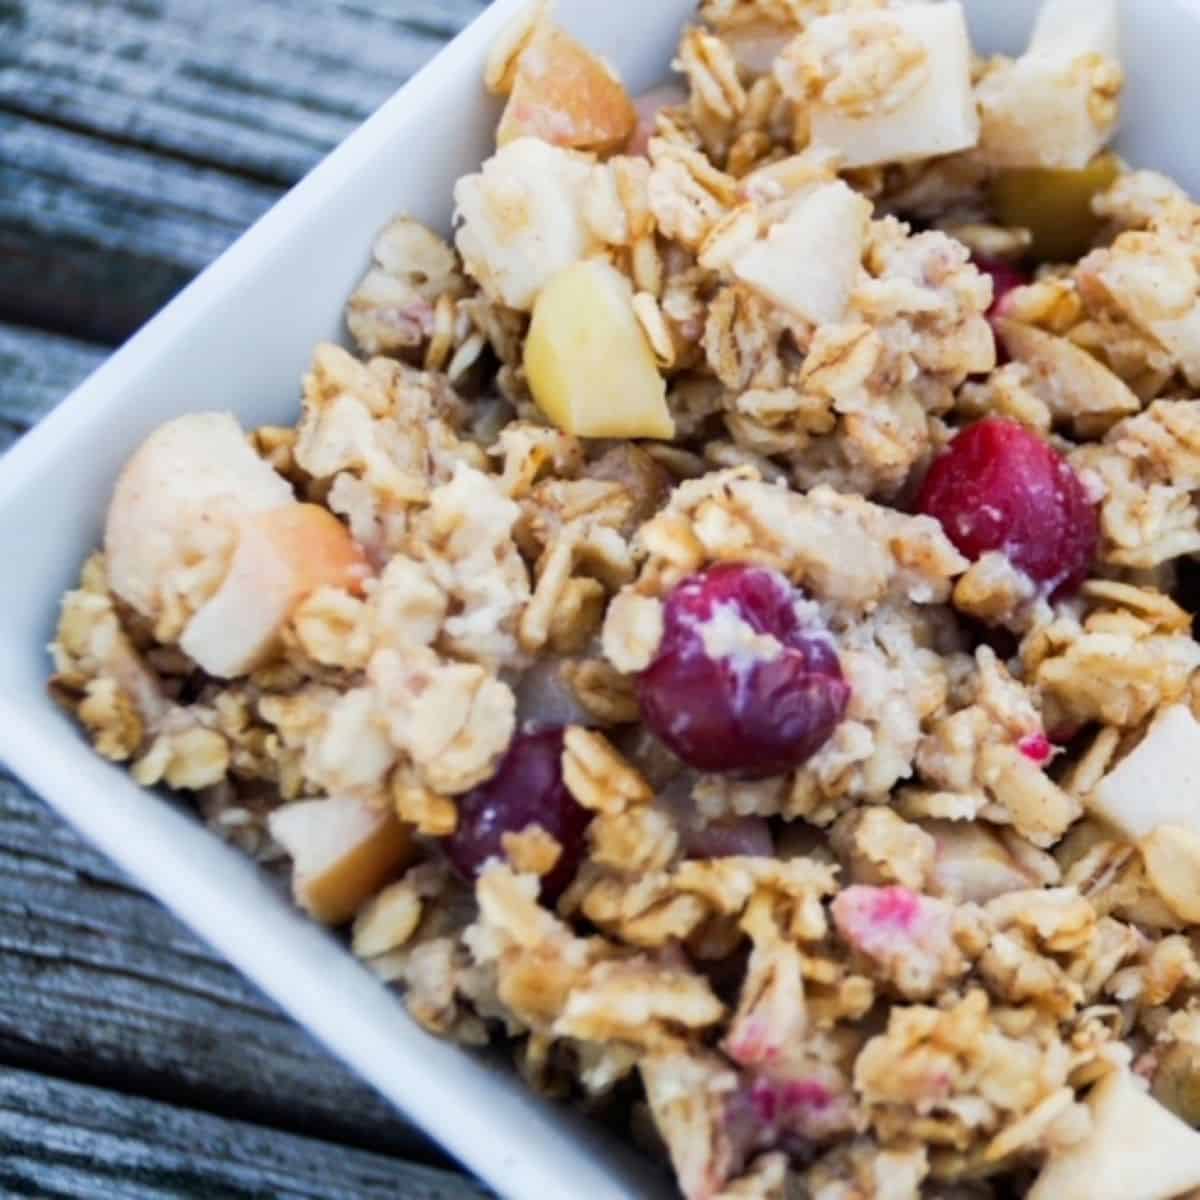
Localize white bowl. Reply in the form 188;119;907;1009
0;2;1195;1196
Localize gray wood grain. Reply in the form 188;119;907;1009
0;0;487;185
0;1066;491;1199
0;322;107;427
0;0;487;344
0;113;282;343
0;772;437;1161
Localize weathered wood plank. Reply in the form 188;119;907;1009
0;1066;491;1199
0;114;281;343
0;772;439;1161
0;322;107;428
0;0;488;186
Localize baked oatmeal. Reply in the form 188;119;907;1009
49;0;1200;1195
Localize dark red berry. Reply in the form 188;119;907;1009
976;256;1029;321
916;417;1098;600
638;564;850;777
975;256;1030;364
444;729;589;901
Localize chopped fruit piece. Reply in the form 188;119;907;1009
497;21;637;155
990;154;1122;262
1030;0;1119;62
444;729;590;902
524;259;673;439
268;796;413;926
796;4;979;168
975;257;1029;322
1029;1068;1200;1200
180;504;370;679
923;821;1047;904
638;564;849;777
105;412;294;624
732;182;871;325
916;417;1098;601
454;137;594;312
995;319;1140;428
977;0;1121;170
1153;1043;1200;1127
1090;706;1200;841
1141;825;1200;924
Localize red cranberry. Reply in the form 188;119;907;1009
638;565;850;777
975;256;1030;364
444;729;589;901
916;418;1098;600
976;256;1029;321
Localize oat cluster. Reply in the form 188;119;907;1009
49;1;1200;1196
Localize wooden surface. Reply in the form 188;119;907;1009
0;2;496;1195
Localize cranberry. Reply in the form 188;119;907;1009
443;729;590;901
916;418;1098;599
976;256;1029;321
975;256;1030;364
638;565;850;777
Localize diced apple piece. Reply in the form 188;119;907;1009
732;181;870;325
976;0;1121;171
1029;1068;1200;1200
994;319;1139;427
922;820;1045;904
524;259;673;439
454;137;594;312
497;21;637;155
990;154;1122;262
1089;705;1200;841
180;504;370;679
1030;0;1120;62
1141;825;1200;924
722;21;793;76
105;412;294;622
268;795;414;926
801;4;979;168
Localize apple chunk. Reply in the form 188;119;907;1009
1089;705;1200;841
268;796;414;926
990;154;1121;263
524;259;673;440
105;412;294;624
498;21;637;155
733;181;870;325
976;0;1121;170
1030;1068;1200;1200
180;504;370;679
796;3;979;168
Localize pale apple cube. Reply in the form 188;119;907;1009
732;181;870;325
977;0;1121;170
1030;0;1120;61
1089;705;1200;841
497;21;637;154
268;795;414;926
181;504;369;679
804;3;979;168
454;137;595;311
105;412;294;624
1030;1068;1200;1200
523;258;673;439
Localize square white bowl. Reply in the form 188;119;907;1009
1;1;1197;1196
